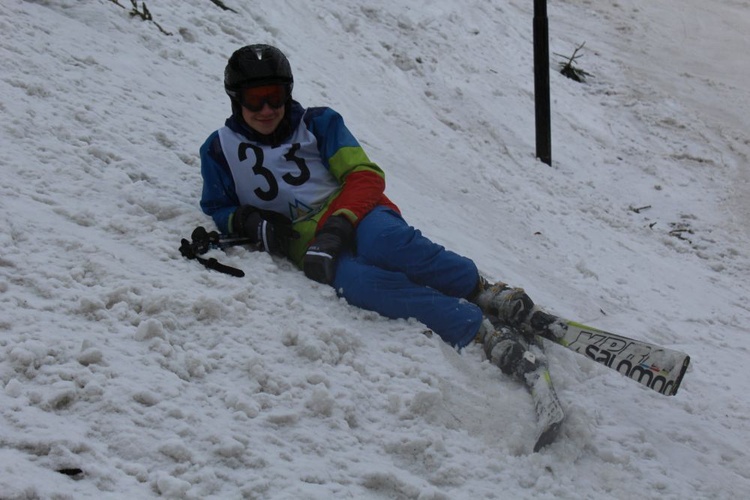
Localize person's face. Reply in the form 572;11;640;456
238;84;287;135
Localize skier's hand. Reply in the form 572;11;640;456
303;215;354;285
232;206;298;256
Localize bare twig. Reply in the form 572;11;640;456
555;42;592;82
629;204;652;214
668;226;694;243
208;0;238;12
127;1;173;36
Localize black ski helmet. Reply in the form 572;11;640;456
224;44;294;101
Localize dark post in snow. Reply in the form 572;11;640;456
534;0;551;166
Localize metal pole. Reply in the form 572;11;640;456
534;0;551;166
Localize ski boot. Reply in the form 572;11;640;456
476;317;538;380
471;277;535;327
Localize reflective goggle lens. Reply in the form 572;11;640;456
239;85;287;111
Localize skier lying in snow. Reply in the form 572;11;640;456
199;44;536;378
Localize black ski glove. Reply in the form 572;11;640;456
232;206;298;257
303;215;354;285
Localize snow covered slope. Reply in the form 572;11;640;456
1;0;749;498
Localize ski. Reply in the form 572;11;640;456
480;320;565;451
521;337;565;452
522;308;690;396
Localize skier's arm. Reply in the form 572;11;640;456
324;150;389;224
199;131;240;234
306;108;397;228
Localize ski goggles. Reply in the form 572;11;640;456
239;84;288;112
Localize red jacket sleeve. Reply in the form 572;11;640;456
320;170;399;229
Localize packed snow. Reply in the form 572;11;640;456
1;0;749;498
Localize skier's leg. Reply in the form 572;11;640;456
354;207;533;325
333;252;483;349
354;207;478;299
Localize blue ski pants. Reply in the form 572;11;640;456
332;206;483;348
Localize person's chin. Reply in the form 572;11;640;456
251;122;278;135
